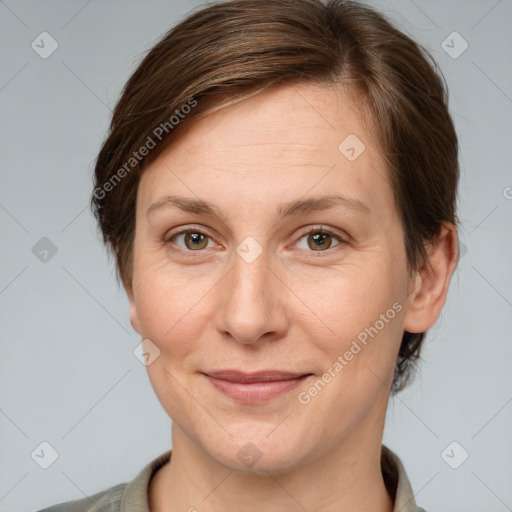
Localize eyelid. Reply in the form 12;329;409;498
163;224;213;241
294;225;348;242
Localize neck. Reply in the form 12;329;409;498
149;420;394;512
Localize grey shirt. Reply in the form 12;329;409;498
36;445;426;512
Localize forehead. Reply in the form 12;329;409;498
162;82;372;157
137;82;392;217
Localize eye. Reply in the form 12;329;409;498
164;228;215;252
293;226;346;253
164;225;348;256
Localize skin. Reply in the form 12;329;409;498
126;81;458;512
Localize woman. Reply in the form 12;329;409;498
39;0;459;510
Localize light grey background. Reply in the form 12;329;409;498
1;0;511;511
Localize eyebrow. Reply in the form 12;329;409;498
145;193;370;220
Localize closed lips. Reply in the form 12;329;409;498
203;371;313;383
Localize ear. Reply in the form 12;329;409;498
403;222;459;334
125;281;141;335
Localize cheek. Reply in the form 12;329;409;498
304;257;404;346
131;267;215;420
301;253;407;402
298;267;405;432
131;258;216;358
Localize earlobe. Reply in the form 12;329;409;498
126;283;141;334
403;223;459;334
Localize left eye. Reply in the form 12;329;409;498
294;228;343;252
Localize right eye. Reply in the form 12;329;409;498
164;227;217;254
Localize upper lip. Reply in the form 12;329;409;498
203;370;312;383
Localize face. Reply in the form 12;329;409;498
127;82;418;474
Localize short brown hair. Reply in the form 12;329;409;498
90;0;459;393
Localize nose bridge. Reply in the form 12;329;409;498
216;243;287;344
231;247;270;302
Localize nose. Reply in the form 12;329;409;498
214;248;290;345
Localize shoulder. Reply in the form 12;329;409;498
34;483;126;512
34;450;172;512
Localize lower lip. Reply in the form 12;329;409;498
204;374;312;403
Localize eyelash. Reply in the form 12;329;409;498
163;225;348;257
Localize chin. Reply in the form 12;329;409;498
200;427;310;476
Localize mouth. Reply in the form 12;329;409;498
201;370;314;403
